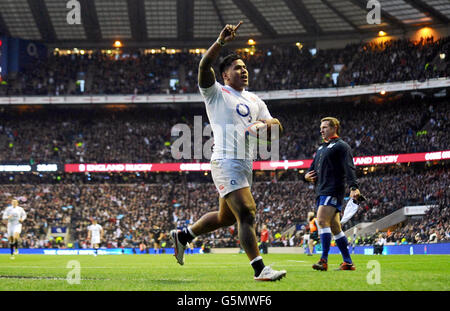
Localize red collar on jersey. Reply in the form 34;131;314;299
324;135;339;143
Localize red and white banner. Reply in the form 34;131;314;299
64;150;450;173
64;162;211;173
353;150;450;165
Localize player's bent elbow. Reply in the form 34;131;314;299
198;61;212;73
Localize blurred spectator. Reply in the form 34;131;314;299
374;233;386;255
259;224;270;254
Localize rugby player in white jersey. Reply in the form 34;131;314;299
87;219;103;256
2;199;26;259
170;21;286;281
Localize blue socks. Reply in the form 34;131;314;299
334;232;352;264
319;227;332;261
319;228;353;264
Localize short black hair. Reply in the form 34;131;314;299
219;54;243;77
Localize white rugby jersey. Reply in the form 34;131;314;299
2;206;26;226
199;81;272;160
88;224;103;238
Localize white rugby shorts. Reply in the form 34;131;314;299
211;159;253;198
91;236;101;245
7;223;22;237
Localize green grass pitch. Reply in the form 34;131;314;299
0;253;448;291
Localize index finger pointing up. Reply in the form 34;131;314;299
234;21;243;30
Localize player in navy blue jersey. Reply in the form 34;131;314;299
304;117;361;271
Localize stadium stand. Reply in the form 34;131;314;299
0;163;448;249
0;37;448;96
0;96;448;163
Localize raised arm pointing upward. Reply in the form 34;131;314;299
198;21;243;89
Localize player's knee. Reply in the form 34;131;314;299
240;214;255;226
317;219;330;228
238;205;256;226
331;225;341;235
216;210;235;227
219;216;236;227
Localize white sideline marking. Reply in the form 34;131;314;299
287;260;307;263
0;275;195;282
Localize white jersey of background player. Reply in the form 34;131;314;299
87;219;103;255
2;199;26;258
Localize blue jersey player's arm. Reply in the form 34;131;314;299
341;144;358;190
303;155;317;183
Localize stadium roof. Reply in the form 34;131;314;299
0;0;448;48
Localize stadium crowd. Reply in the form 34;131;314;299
0;34;448;251
0;36;447;96
0;165;448;249
0;97;448;164
347;202;449;247
389;202;450;244
343;167;449;228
